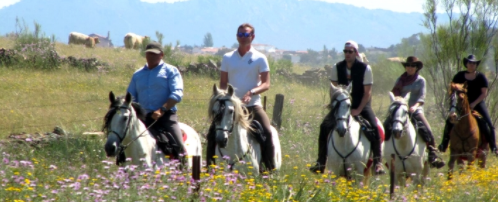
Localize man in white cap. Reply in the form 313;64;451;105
310;40;385;175
127;41;186;163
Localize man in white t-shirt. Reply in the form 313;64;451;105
310;40;385;175
205;23;275;171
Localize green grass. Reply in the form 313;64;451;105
1;36;498;201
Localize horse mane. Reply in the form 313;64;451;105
327;85;350;110
102;96;146;133
449;82;467;95
208;92;252;130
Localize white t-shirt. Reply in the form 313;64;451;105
220;47;270;107
329;63;373;85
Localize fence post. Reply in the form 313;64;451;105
272;94;284;130
390;153;395;200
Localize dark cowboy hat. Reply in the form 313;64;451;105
401;56;423;70
463;54;481;68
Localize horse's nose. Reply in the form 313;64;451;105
105;143;117;157
216;132;228;148
392;129;403;139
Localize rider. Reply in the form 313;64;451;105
127;41;187;162
438;54;498;155
384;56;445;169
205;23;275;171
310;40;385;175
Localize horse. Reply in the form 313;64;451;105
103;91;202;170
447;82;486;179
208;84;282;174
326;83;383;183
384;92;428;186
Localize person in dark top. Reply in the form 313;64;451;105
438;54;498;155
309;40;385;175
384;56;445;169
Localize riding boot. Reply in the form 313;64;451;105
371;138;385;175
438;119;452;152
427;143;445;169
310;121;333;174
264;140;276;171
205;123;217;167
476;117;498;155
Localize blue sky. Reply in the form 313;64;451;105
1;0;428;13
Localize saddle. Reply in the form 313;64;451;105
151;128;187;158
249;120;266;146
354;116;385;143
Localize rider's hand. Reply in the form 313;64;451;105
409;106;417;113
242;91;252;104
151;109;163;120
351;109;361;116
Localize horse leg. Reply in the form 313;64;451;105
447;154;456;180
479;150;487;168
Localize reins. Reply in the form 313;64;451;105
389;102;418;176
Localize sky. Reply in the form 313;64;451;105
0;0;428;13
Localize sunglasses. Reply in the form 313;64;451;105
467;61;478;65
237;32;252;38
405;64;417;68
343;50;355;54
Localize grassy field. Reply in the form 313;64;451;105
1;36;497;201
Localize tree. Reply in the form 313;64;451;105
422;0;498;120
155;31;164;46
203;32;213;47
357;43;366;53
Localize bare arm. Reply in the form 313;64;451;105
470;87;488;109
152;99;179;120
242;71;270;104
220;71;228;90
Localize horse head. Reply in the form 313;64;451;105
209;84;251;148
448;82;469;124
388;92;411;139
104;91;134;157
329;83;352;137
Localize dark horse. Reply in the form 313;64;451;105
447;82;488;179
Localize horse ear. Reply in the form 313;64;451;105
227;84;234;96
329;82;337;98
403;92;411;101
389;91;395;102
125;92;132;105
213;84;219;96
346;83;352;92
109;91;115;103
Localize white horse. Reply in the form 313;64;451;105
384;92;428;186
208;84;281;174
327;83;383;182
103;91;202;169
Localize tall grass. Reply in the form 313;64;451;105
0;36;497;201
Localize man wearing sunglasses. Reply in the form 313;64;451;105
310;40;386;175
205;23;276;171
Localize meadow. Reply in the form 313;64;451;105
0;36;497;201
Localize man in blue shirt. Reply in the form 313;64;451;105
127;41;186;162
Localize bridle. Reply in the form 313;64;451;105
214;98;235;134
450;91;470;121
389;101;417;175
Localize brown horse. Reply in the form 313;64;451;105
447;82;488;179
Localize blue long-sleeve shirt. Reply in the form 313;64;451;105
127;60;183;113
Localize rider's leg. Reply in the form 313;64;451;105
310;110;335;173
360;106;385;175
412;112;445;169
383;116;392;141
205;122;217;167
160;112;186;163
438;119;453;152
248;106;275;171
474;102;497;154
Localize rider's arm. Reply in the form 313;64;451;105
220;71;228;90
356;85;372;112
470;87;488;109
250;71;270;95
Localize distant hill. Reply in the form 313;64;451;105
0;0;429;50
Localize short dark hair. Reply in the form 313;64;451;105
237;23;255;34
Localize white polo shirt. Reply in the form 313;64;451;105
220;47;270;107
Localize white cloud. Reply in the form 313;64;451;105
140;0;189;3
0;0;21;9
315;0;427;13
